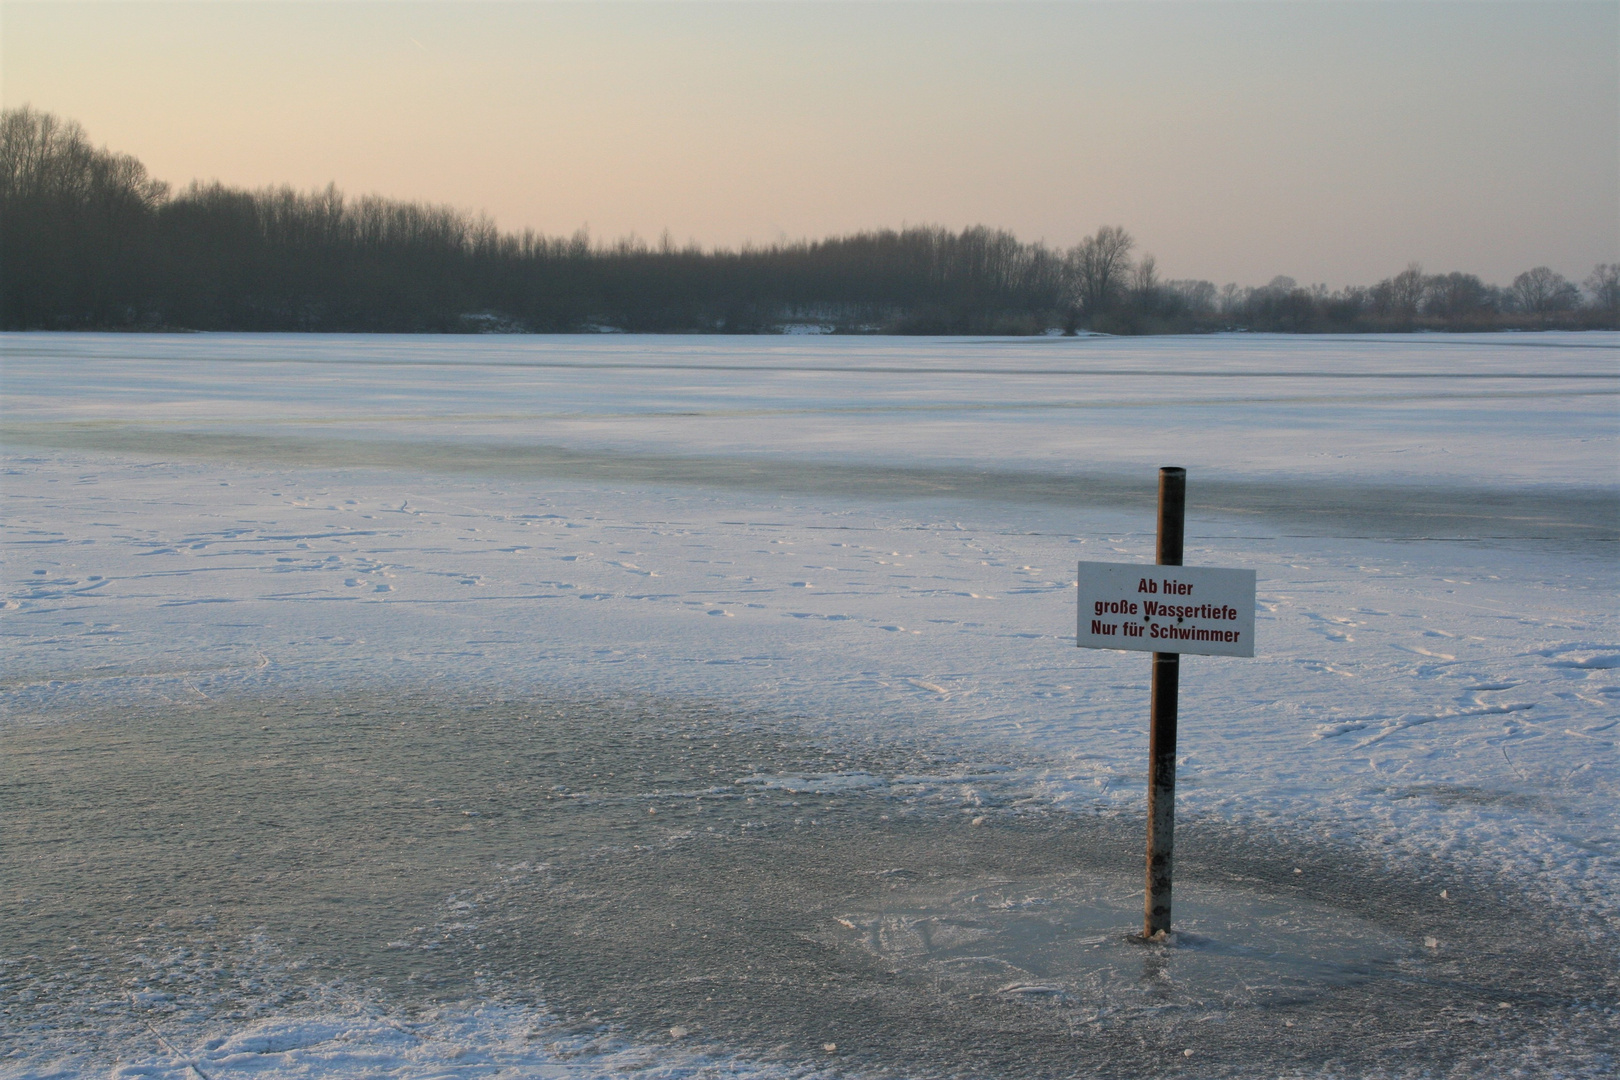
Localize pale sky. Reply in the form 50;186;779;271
4;1;1615;287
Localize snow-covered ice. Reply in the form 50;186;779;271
2;331;1616;1076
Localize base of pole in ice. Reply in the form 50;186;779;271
1143;466;1185;941
1074;468;1256;941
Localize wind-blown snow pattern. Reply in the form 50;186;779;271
2;331;1616;1077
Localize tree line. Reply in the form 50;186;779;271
4;108;1615;334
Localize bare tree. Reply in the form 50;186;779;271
1585;264;1620;314
1131;254;1158;294
1066;225;1134;316
1512;266;1580;313
1424;271;1493;321
1389;263;1425;317
1165;279;1216;313
1129;253;1161;313
2;105;169;327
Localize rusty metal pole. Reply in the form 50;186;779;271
1144;466;1185;939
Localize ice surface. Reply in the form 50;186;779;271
4;691;1613;1078
2;331;1617;1076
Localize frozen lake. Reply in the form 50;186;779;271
3;332;1617;1076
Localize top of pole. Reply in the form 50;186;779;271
1156;467;1186;568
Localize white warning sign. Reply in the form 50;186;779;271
1077;561;1256;657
